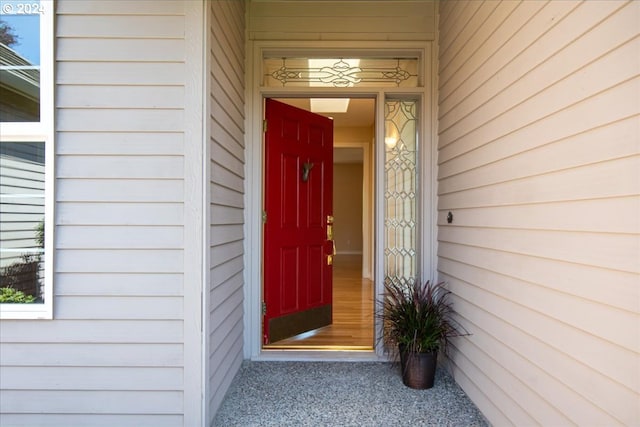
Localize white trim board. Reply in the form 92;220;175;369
183;1;205;425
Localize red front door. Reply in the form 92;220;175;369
263;99;334;344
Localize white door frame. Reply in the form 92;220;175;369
244;41;436;361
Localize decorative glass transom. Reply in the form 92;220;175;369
263;57;419;88
384;99;418;288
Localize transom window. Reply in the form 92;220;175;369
263;57;419;88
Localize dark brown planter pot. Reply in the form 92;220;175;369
399;347;437;389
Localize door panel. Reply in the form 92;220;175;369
263;98;334;344
281;247;298;311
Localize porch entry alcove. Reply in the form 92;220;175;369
245;47;437;360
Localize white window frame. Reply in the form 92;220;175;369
0;0;54;319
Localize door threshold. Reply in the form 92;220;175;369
263;344;373;351
255;349;386;362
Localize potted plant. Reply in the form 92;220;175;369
380;280;467;389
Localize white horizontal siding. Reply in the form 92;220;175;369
1;367;183;390
0;320;183;343
55;250;183;273
0;1;190;425
57;202;184;225
437;1;640;426
438;115;639;191
56;62;186;85
440;226;638;274
56;133;184;156
0;414;183;427
57;39;185;62
57;156;184;179
56;225;183;249
56;180;184;202
56;15;185;38
56;109;185;132
436;196;639;234
1;343;183;366
51;297;184;320
56;1;185;15
248;1;436;41
207;1;246;422
57;86;185;109
54;273;183;297
0;390;183;414
439;1;637;150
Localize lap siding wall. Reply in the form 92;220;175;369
437;1;640;425
207;0;246;421
1;1;195;425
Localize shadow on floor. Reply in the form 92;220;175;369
213;361;487;426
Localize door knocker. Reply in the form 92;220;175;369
302;162;314;182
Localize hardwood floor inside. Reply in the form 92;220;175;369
264;254;375;350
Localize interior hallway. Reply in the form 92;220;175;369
265;254;375;350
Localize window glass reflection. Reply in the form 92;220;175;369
0;141;45;303
0;1;41;122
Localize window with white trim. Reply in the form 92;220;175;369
0;0;54;319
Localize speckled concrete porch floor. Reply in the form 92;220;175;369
213;361;488;426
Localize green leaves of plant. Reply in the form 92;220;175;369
380;280;468;354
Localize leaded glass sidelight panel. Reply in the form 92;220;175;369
384;100;418;287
